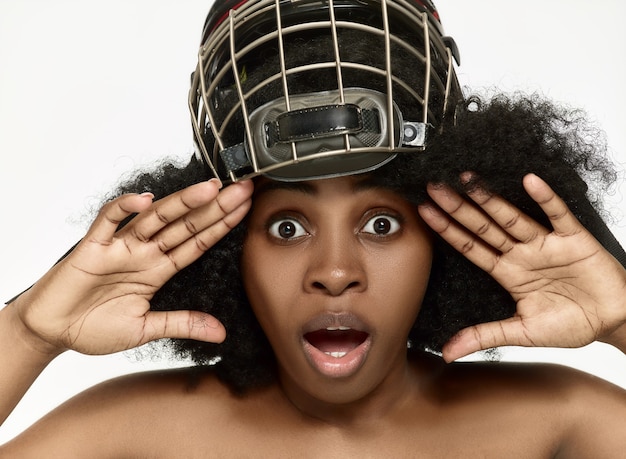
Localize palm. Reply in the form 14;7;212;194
39;238;182;354
494;232;612;347
419;173;626;360
16;180;253;355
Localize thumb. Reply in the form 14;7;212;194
143;310;226;344
442;317;527;363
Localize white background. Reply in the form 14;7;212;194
1;0;625;443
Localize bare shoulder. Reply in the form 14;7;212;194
0;366;267;458
523;363;626;458
428;356;626;458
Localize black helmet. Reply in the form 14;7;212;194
189;0;462;182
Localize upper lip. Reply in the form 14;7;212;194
301;311;371;336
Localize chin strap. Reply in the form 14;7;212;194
265;104;378;145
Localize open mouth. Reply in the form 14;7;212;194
303;327;370;359
301;317;372;378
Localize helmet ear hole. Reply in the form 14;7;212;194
189;0;463;182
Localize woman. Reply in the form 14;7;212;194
1;0;625;456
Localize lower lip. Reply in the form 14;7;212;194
302;336;372;378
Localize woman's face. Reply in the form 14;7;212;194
242;175;433;407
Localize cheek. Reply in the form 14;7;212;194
241;235;298;332
405;241;433;303
241;236;270;314
371;240;433;325
399;246;432;295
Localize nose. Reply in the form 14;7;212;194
304;232;367;296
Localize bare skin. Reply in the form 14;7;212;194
1;356;624;458
0;179;253;423
420;173;626;359
0;174;625;457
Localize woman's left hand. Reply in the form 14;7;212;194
418;173;626;362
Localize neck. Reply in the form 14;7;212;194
278;352;430;426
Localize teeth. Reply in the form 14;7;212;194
324;351;347;358
326;326;351;331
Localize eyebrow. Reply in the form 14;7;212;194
353;176;386;192
253;180;317;197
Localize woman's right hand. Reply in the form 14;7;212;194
10;179;253;357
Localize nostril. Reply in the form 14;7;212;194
310;280;362;294
346;281;360;290
312;281;325;291
307;266;366;295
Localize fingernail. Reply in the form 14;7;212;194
459;171;474;184
208;177;223;189
140;192;155;200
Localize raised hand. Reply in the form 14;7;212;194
418;173;626;362
10;179;253;356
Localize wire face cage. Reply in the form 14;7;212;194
189;0;461;182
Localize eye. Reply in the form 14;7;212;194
268;218;308;240
361;214;401;236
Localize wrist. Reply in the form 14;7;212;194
0;298;63;425
2;297;64;361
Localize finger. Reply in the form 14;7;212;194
142;310;226;344
461;173;549;244
87;193;155;244
127;179;223;242
165;197;252;270
150;180;254;253
425;183;516;254
418;202;501;274
523;174;582;237
441;317;528;362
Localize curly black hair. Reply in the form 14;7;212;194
100;17;624;393
110;89;619;393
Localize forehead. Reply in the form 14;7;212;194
252;174;391;198
248;175;420;219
